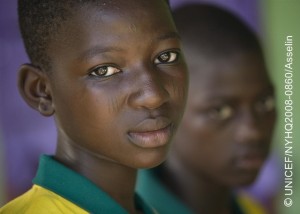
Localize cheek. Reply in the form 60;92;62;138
167;69;188;104
53;84;125;140
256;112;276;142
267;113;277;133
176;116;235;163
181;115;216;143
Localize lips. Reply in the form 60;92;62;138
235;150;267;170
128;117;173;148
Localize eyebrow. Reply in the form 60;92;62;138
202;86;275;102
78;31;181;61
156;31;181;41
78;46;124;62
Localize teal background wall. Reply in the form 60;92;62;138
260;1;299;214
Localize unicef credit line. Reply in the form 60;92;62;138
283;35;293;208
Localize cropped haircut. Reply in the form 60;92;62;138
172;3;262;58
18;0;170;71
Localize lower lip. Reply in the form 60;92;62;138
128;124;172;148
236;156;265;170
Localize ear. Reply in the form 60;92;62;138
18;64;55;116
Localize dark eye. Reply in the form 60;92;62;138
89;65;121;77
154;51;179;64
256;95;275;113
208;105;234;121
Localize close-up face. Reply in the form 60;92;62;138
172;51;276;187
45;0;188;169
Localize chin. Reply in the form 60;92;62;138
133;147;170;169
233;171;260;187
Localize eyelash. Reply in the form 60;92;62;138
89;65;121;78
88;50;180;78
207;95;275;121
154;50;179;64
255;95;275;113
208;105;234;121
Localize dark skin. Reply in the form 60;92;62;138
17;1;188;213
163;51;276;214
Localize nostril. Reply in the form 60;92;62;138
235;120;262;144
126;64;171;110
128;81;170;110
235;111;264;143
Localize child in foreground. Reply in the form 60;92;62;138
137;3;277;214
0;0;188;213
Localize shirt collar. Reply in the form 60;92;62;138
33;155;155;214
137;168;193;214
137;168;244;214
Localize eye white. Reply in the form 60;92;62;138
218;106;233;120
167;52;178;62
256;96;275;112
209;105;233;120
154;51;178;64
90;66;121;77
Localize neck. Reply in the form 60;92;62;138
162;155;233;214
55;142;139;214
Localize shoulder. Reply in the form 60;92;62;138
0;185;88;214
237;192;267;214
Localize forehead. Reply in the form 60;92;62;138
47;0;175;63
74;1;173;38
61;0;171;31
72;0;171;23
188;52;273;99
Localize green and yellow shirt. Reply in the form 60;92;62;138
0;155;156;214
136;168;266;214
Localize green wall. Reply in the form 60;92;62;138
260;1;299;214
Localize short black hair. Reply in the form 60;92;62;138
18;0;171;71
172;3;262;57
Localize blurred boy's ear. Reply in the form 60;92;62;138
18;64;54;116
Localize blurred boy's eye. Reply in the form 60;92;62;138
89;65;121;77
256;95;275;113
208;105;234;121
154;51;179;64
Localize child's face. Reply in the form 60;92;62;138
172;52;276;187
46;0;188;168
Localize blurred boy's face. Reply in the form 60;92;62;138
172;52;276;186
46;0;188;168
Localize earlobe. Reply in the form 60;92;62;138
18;64;55;116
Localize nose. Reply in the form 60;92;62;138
235;110;263;144
128;67;170;110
